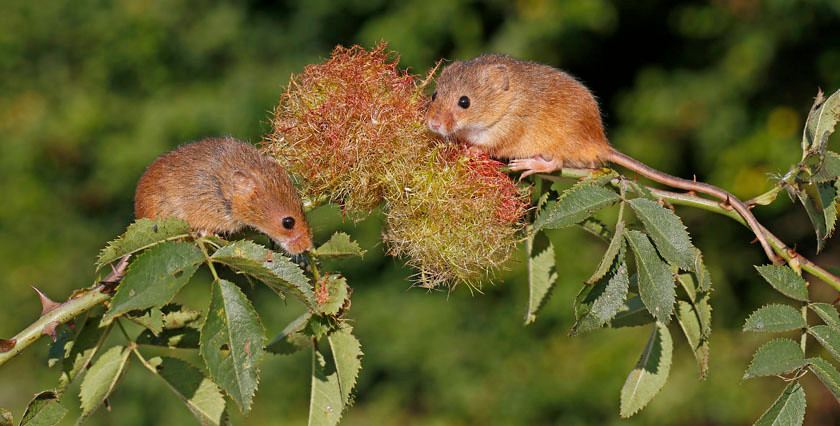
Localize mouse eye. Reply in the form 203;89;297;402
431;91;437;101
281;217;295;230
458;96;470;109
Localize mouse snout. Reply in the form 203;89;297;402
281;231;313;255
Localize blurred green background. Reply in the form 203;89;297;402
2;0;840;424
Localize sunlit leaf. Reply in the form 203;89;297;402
587;220;624;284
624;230;675;323
19;390;67;426
809;303;840;330
314;232;366;259
754;381;806;426
754;265;809;301
743;338;805;379
318;275;350;316
619;322;672;418
525;241;558;325
808;357;840;404
801;88;840;159
79;345;132;421
534;185;620;232
628;199;695;270
328;325;363;406
200;279;266;414
743;304;806;332
675;301;709;379
571;243;629;335
267;312;313;355
153;357;227;426
809;325;840;363
126;308;164;336
105;241;203;321
58;318;110;393
96;217;192;270
309;345;343;426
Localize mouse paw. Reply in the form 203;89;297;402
508;157;561;178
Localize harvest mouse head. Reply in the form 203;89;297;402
229;165;313;254
426;54;517;147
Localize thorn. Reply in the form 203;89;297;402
104;398;111;412
750;237;759;244
0;339;16;353
693;174;697;183
101;254;131;285
687;190;696;196
32;286;60;317
42;321;60;341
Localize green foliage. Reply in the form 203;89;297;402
571;243;629;335
150;357;227;426
675;301;709;379
96;218;192;270
199;279;266;414
809;303;840;330
0;408;11;426
327;325;363;407
266;312;313;356
524;240;558;325
807;357;840;404
624;230;675;324
802;89;840;160
754;265;809;301
743;304;807;332
317;276;350;316
79;345;132;421
619;322;672;418
314;232;366;259
309;347;344;426
586;219;624;284
534;185;620;232
743;339;806;379
57;318;109;393
19;390;67;426
808;325;840;363
627;199;695;270
754;381;806;426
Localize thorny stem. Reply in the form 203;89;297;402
536;168;840;293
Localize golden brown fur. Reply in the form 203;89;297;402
135;137;312;254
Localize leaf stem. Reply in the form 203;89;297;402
197;238;221;282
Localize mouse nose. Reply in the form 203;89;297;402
428;118;443;134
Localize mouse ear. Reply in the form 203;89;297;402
484;64;510;91
231;170;257;194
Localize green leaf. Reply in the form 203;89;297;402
267;312;313;355
96;217;192;270
314;232;366;259
126;308;164;336
328;326;363;406
795;183;828;252
754;381;806;426
104;241;203;321
79;345;132;421
619;322;672;418
692;249;712;292
58;318;110;394
801;88;840;159
809;325;840;363
19;390;67;426
754;265;809;301
743;304;807;332
624;230;675;323
211;240;316;310
809;303;840;330
534;185;620;232
817;181;838;238
549;169;618;194
571;243;629;335
695;290;712;338
743;338;806;379
137;327;200;349
812;151;840;182
199;279;266;414
159;304;203;329
808;357;840;404
153;357;226;426
318;276;349;316
524;241;558;325
46;324;75;368
586;220;624;284
609;296;655;328
675;301;709;379
628;199;695;270
309;345;344;426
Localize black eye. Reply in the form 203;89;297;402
431;91;437;101
458;96;470;109
282;217;295;230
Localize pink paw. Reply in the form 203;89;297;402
508;157;561;178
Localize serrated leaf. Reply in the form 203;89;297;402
743;304;806;332
96;217;192;270
525;241;558;325
628;199;695;270
267;312;313;355
534;185;620;231
328;326;363;406
211;241;316;310
675;301;709;379
625;230;675;323
79;345;132;420
808;357;840;404
200;279;265;414
809;325;840;363
619;322;672;418
58;318;110;394
19;390;67;426
609;296;655;328
801;88;840;159
159;304;203;329
692;249;712;292
314;232;366;259
743;338;805;379
318;276;349;316
571;243;629;335
105;241;203;321
812;151;840;182
587;220;624;284
126;308;164;336
696;290;712;338
309;345;344;426
809;303;840;330
153;357;226;426
137;327;200;349
549;170;618;194
754;265;809;301
796;184;828;252
817;181;838;238
754;381;806;426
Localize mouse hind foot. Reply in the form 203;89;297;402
508;156;562;178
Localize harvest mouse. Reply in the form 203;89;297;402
134;137;313;254
426;54;776;263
